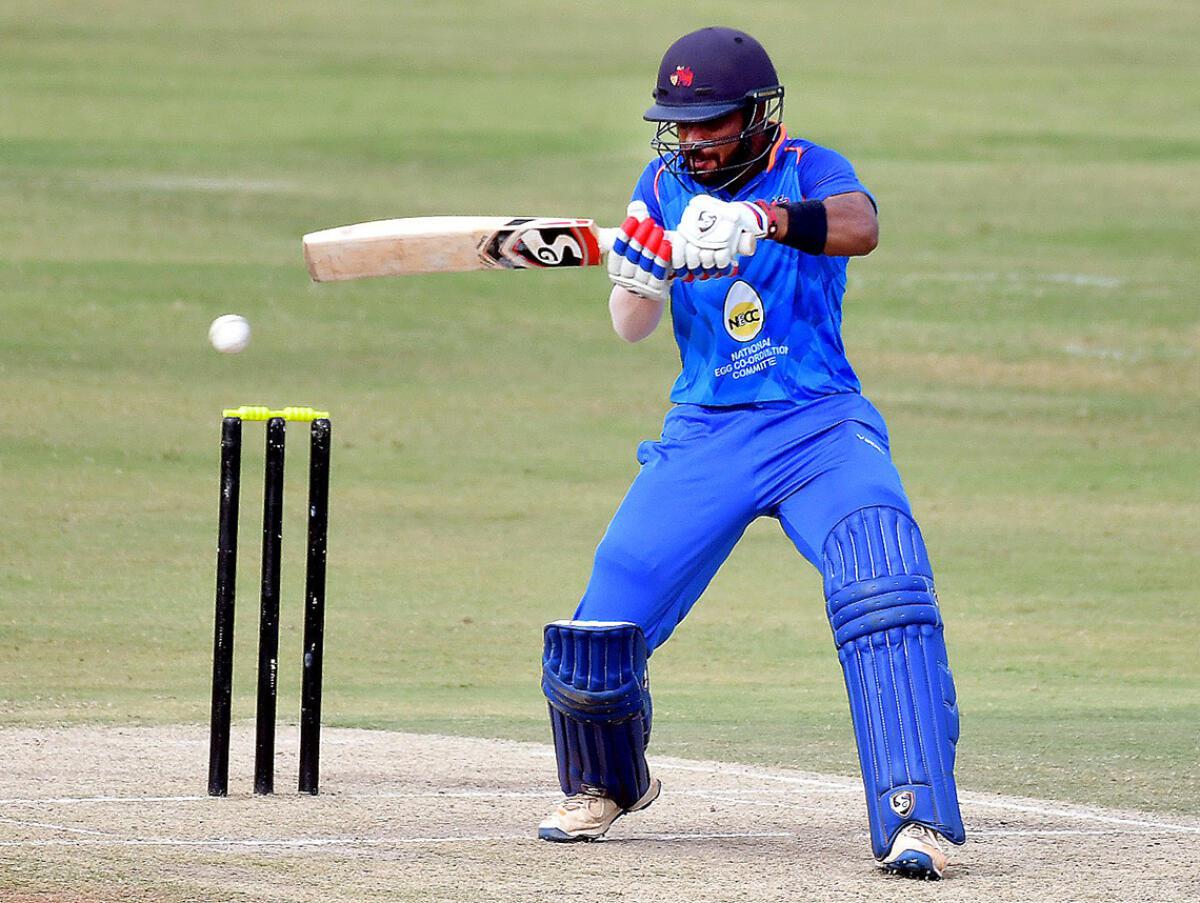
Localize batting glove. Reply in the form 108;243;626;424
675;195;767;279
607;201;679;303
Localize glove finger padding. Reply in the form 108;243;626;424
675;195;765;280
608;215;672;302
640;229;671;300
623;218;658;280
658;236;674;283
607;215;641;280
669;240;687;275
637;224;668;281
611;217;650;281
712;246;737;271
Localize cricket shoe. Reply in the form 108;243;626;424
877;823;950;880
537;779;662;842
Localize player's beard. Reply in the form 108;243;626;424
686;150;728;186
651;99;784;193
685;135;759;189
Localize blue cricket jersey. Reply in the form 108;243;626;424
631;128;875;408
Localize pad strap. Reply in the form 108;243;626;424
824;507;965;858
542;620;652;809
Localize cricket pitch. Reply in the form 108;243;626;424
2;725;1198;901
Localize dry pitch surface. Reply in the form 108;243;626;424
2;726;1197;902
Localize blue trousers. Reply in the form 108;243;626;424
574;395;912;650
566;394;966;855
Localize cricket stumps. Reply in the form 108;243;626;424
208;405;332;797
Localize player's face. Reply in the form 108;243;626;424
676;110;746;184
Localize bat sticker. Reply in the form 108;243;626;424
480;219;603;269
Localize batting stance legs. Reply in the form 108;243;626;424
537;621;661;841
812;506;966;874
538;401;965;865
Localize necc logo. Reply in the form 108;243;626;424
723;280;765;342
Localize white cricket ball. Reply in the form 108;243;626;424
208;314;251;354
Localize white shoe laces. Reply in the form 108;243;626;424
558;790;607;812
902;824;945;850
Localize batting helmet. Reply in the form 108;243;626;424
644;27;785;190
644;27;783;123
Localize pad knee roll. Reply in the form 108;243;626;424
824;507;965;857
542;620;652;809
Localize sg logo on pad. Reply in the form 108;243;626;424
723;280;764;342
890;790;915;818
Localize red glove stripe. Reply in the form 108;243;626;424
632;218;656;246
642;224;663;257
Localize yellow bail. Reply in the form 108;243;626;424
222;405;330;422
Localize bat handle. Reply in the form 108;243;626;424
597;228;619;253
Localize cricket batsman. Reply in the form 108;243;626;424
537;27;965;879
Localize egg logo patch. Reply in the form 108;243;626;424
723;281;764;342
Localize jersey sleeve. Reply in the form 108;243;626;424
797;145;876;209
629;161;667;225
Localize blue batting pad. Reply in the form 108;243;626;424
542;620;652;810
823;506;965;858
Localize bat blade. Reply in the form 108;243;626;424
303;216;618;282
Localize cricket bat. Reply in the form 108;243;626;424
302;216;622;282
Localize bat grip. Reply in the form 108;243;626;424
597;228;619;253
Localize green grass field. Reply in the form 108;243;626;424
2;0;1197;816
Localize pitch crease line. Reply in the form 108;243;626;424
0;815;128;839
0;788;805;805
972;829;1131;838
650;760;858;792
648;758;1200;833
961;796;1200;834
0;830;794;850
0;795;210;805
355;790;554;800
3;786;1195;835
